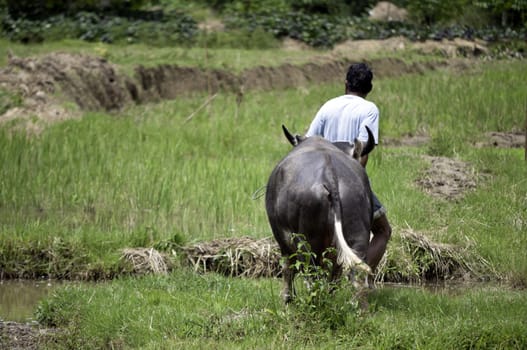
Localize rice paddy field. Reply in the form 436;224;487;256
0;41;526;348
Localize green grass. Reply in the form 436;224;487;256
1;51;526;347
0;36;446;76
36;271;527;349
0;38;323;74
373;60;527;142
1;60;526;278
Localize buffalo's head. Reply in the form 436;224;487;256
281;124;375;161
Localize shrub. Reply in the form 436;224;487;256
196;27;280;49
224;10;348;48
1;10;198;45
5;0;149;19
405;0;467;25
1;1;526;48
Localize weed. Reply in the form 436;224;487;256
288;235;364;329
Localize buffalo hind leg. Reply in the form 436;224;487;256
281;257;295;303
366;213;392;288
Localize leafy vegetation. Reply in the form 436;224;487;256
1;10;198;45
3;0;149;19
0;0;526;48
284;237;368;329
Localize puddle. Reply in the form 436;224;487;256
0;280;60;322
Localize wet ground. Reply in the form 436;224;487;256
0;280;59;323
0;280;62;349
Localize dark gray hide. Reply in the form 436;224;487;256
265;126;375;302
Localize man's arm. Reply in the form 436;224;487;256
305;110;325;137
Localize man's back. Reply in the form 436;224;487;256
305;95;379;145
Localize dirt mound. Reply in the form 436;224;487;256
1;37;487;133
135;64;240;102
475;131;526;148
0;52;438;133
135;56;435;100
333;36;487;59
0;52;137;133
4;52;136;110
416;156;477;200
333;36;410;56
415;38;488;58
281;38;312;51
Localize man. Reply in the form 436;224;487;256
305;62;392;277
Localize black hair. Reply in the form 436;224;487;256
345;63;373;95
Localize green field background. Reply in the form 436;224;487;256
1;54;526;348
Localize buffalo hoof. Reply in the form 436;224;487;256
282;293;293;304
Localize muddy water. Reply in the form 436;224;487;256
0;280;60;322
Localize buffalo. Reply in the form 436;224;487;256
265;125;375;302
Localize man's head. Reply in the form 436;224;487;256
345;63;373;96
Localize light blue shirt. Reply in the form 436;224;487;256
306;95;379;145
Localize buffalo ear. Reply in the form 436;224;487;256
281;125;304;146
282;125;297;146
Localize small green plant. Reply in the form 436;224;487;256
428;131;456;157
289;236;334;307
288;234;364;328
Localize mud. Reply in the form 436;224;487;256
476;131;526;149
0;321;57;350
416;156;478;200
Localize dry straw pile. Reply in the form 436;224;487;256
121;248;171;275
121;230;497;284
182;237;281;278
181;231;497;283
376;228;497;283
